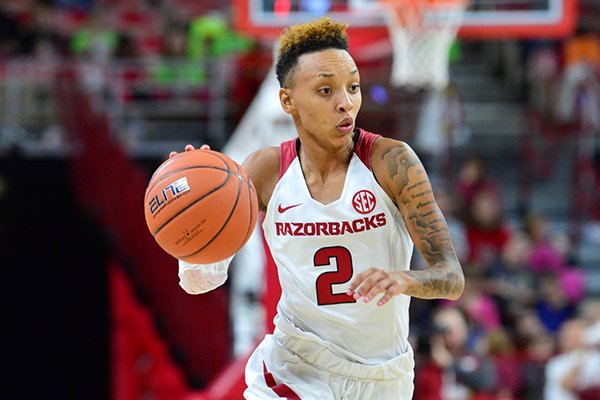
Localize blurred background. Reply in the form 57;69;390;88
1;0;599;399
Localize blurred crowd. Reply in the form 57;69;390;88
410;153;600;400
409;25;600;399
0;0;257;105
0;0;251;61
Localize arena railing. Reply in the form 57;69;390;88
0;56;235;157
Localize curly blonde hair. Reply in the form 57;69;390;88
276;17;349;88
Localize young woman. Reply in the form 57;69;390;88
174;17;464;400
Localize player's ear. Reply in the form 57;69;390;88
279;88;294;115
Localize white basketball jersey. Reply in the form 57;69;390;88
262;129;414;364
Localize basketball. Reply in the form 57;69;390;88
144;149;259;264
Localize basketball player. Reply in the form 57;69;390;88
172;17;465;399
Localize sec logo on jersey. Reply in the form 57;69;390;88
352;190;376;214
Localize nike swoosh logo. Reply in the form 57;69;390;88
277;203;302;213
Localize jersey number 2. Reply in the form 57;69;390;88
313;246;357;306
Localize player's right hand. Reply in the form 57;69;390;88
346;268;407;307
169;144;210;159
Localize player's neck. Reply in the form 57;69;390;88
298;138;354;175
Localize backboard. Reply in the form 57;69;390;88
233;0;577;40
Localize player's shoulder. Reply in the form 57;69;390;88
370;136;417;171
370;136;421;199
371;135;411;155
243;146;279;169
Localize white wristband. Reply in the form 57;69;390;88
178;256;234;294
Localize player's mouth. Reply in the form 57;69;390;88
336;117;354;134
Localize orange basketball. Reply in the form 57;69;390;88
144;149;259;264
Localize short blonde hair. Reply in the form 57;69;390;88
275;17;349;87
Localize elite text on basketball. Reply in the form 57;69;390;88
149;177;191;215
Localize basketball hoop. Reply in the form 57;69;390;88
380;0;468;90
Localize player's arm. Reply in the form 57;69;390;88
241;146;280;213
380;138;464;300
348;138;464;304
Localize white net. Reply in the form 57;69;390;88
381;0;468;89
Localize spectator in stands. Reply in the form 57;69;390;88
525;212;587;307
151;23;206;86
512;307;550;348
455;153;500;221
69;6;120;100
151;13;254;88
524;213;572;273
70;6;119;63
187;14;253;60
544;318;600;400
518;329;554;400
536;272;577;334
486;231;537;324
486;328;522;399
414;307;497;400
465;187;511;267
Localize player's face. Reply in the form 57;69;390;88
280;48;362;149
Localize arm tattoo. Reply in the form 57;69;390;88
381;144;464;300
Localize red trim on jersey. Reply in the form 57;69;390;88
354;128;380;170
262;361;277;387
262;362;301;399
279;138;299;179
278;129;380;178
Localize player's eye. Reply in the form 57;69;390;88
349;84;360;93
318;87;332;95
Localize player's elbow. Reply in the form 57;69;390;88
446;266;465;301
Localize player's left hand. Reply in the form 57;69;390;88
346;268;406;307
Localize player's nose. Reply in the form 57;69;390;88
336;91;354;113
